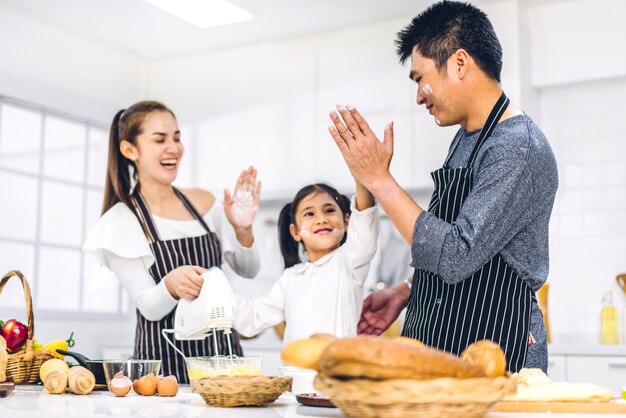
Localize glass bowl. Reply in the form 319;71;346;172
186;356;262;388
102;359;162;384
279;366;318;395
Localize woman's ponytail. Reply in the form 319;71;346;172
102;109;133;215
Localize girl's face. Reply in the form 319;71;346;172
122;111;183;186
290;191;349;263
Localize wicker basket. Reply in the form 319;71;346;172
314;373;517;418
193;375;292;407
0;270;55;384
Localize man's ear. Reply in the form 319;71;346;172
289;223;301;242
120;140;138;161
451;48;470;79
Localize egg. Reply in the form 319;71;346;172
108;372;132;397
133;373;158;396
157;375;179;397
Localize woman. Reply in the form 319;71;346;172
84;100;261;383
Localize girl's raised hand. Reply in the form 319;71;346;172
224;166;262;229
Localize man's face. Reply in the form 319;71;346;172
409;49;462;127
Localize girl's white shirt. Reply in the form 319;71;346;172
83;200;260;321
235;196;379;345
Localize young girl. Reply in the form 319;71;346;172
235;181;379;345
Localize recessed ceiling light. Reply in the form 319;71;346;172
143;0;254;29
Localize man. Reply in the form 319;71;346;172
328;1;557;372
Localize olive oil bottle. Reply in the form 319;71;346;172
600;291;619;345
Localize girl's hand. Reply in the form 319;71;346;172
224;166;262;229
163;265;207;300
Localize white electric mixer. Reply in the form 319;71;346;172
162;266;239;359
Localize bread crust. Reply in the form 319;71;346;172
319;336;486;379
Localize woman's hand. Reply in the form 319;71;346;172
224;166;262;233
163;265;207;300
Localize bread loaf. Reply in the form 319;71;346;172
460;340;507;377
319;336;486;380
281;337;334;370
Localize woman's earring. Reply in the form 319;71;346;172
298;242;309;262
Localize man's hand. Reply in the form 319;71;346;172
358;283;411;335
328;104;394;190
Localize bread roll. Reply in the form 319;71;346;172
281;337;333;370
460;340;507;377
319;336;485;380
392;336;425;348
309;333;336;341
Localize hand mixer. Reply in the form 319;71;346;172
162;266;239;359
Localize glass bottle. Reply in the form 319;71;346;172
600;291;619;345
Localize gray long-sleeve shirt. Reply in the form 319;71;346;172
411;114;558;290
410;114;558;371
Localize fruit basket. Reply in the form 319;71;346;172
314;373;517;418
0;270;55;383
192;375;292;407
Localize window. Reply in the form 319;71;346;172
0;96;127;317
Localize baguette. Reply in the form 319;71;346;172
319;336;486;380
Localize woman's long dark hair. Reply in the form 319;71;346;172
101;101;176;221
278;183;351;268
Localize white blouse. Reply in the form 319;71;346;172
235;197;379;345
83;201;260;321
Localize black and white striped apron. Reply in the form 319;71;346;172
402;93;534;372
131;187;243;383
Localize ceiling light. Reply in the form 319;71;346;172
143;0;253;29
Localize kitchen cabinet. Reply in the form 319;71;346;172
548;343;626;395
546;353;566;381
567;355;626;396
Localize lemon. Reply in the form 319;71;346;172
39;358;70;382
43;339;69;359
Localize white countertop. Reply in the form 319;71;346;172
1;385;625;418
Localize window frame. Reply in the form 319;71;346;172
0;95;130;320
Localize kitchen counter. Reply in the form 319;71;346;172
1;385;625;418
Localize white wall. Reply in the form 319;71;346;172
526;0;626;342
0;2;143;122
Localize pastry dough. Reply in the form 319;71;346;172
504;368;614;402
318;336;485;379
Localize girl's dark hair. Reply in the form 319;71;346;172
396;1;503;82
101;100;176;220
278;183;351;269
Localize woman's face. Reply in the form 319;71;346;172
290;191;349;262
127;111;183;186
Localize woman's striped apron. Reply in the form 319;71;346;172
131;187;243;383
402;93;534;372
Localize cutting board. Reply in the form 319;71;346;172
494;400;626;414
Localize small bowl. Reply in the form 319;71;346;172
186;356;262;389
102;360;162;384
279;366;318;395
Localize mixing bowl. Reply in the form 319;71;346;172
186;356;262;388
102;359;162;384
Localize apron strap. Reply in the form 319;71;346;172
172;187;213;234
467;92;510;167
132;188;159;242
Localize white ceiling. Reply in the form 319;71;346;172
0;0;491;60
